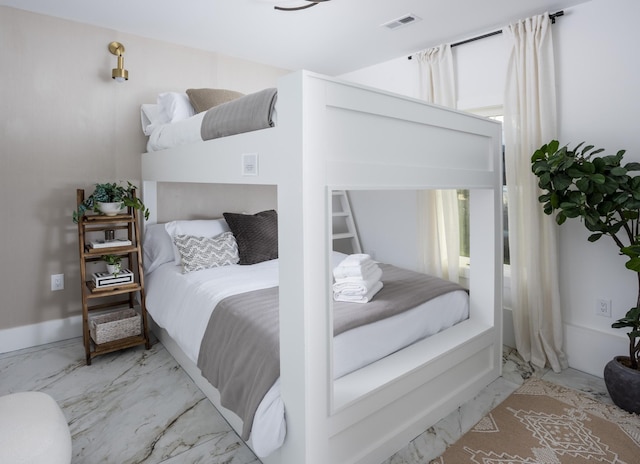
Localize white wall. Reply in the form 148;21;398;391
348;190;421;271
0;6;288;352
341;0;640;377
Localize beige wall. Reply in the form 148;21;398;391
0;7;288;331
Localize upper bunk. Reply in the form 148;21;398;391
141;70;500;192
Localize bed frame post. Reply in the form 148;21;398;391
142;180;158;227
275;71;333;464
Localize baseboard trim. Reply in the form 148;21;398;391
1;316;626;380
0;316;82;355
564;323;628;378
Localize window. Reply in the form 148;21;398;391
458;108;509;274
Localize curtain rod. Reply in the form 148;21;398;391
408;10;564;60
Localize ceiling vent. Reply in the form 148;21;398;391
381;14;421;31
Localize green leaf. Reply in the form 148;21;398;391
548;140;560;153
567;168;585;179
577;162;595;174
568;190;584;204
562;207;581;218
611;192;629;204
613;321;636;329
602;155;621;166
611;167;627;176
531;149;545;162
624;162;640;171
584;211;601;226
576;178;591;192
587;233;603;242
556;212;567;225
625;257;640;272
597;178;620;195
581;144;595;156
625;306;640;319
587;192;603;205
553;174;573;190
590;173;606;184
596;201;612;216
621;245;640;258
538;172;551;188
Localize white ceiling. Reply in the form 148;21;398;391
1;0;590;75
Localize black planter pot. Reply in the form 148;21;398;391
603;356;640;414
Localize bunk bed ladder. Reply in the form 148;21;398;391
332;190;362;254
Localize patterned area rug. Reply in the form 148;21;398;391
431;378;640;464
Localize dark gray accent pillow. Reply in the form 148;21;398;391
223;210;278;265
186;88;245;114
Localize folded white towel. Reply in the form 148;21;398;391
337;253;373;267
333;261;378;280
333;255;379;280
334;281;383;304
332;267;383;295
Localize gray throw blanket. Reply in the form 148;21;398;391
197;263;466;440
200;87;277;140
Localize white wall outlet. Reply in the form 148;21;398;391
51;274;64;291
242;153;258;176
596;298;612;317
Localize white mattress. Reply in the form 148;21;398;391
145;252;469;457
146;105;279;152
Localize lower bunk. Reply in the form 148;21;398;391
143;219;501;463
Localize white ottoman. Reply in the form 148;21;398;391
0;391;72;464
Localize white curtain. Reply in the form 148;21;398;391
503;14;568;372
416;45;460;283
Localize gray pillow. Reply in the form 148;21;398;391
173;232;239;273
186;88;245;113
223;210;278;265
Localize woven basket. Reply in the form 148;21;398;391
90;309;141;344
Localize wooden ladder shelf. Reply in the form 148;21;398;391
76;189;151;365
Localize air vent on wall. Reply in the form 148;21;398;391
382;14;421;30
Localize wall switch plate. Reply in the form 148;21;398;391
242;153;258;176
596;298;612;317
51;274;64;291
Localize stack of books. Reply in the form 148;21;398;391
89;238;132;249
92;269;134;288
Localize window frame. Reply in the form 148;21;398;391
458;106;511;306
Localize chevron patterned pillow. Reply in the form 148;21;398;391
173;232;239;273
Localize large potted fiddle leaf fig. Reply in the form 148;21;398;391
531;140;640;414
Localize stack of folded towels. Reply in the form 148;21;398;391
332;254;383;303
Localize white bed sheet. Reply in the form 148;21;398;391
146;112;205;152
145;105;279;152
145;252;469;457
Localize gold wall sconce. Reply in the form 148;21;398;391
108;41;128;82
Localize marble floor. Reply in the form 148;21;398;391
0;339;611;464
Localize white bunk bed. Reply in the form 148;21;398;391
141;70;503;464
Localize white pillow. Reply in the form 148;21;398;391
143;223;175;274
140;104;170;136
164;219;230;265
157;92;195;123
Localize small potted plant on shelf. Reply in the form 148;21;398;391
102;254;122;276
531;139;640;414
73;181;150;223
